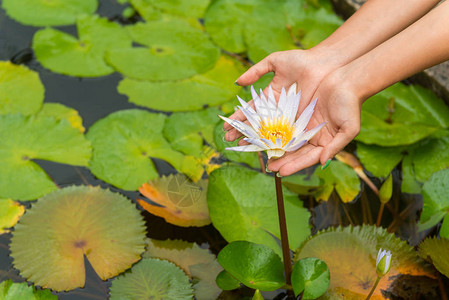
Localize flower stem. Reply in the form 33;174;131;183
376;202;385;227
274;173;292;285
365;276;381;300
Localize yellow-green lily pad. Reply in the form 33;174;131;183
419;237;449;278
10;185;146;292
0;61;44;115
1;0;98;26
0;199;25;234
36;103;85;132
33;14;132;77
141;0;210;18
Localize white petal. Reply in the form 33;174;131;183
218;115;259;139
260;88;276;121
286;90;301;126
236;95;261;130
275;138;283;148
277;87;287;118
260;138;276;148
293;97;317;136
267;149;285;159
243;137;270;150
225;144;265;152
300;122;327;141
285;139;307;152
250;85;258;100
287;83;297;97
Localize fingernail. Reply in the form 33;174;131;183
321;159;332;170
265;165;272;173
276;172;282;178
234;80;240;86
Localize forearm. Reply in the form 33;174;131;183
311;0;439;69
341;0;449;101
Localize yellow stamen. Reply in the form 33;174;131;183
258;118;293;147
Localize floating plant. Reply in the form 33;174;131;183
0;199;25;235
419;237;449;278
0;279;56;300
36;103;86;133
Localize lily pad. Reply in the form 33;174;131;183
419;237;449;278
86;109;203;190
282;173;323;195
0;114;91;201
0;280;56;300
216;270;241;290
10;185;146;291
109;258;194;300
143;0;210;18
291;257;330;299
356;142;406;178
217;241;285;291
144;239;222;299
33;14;132;77
357;83;449;146
313;160;360;203
295;225;433;299
0;61;44;115
1;0;98;26
207;165;311;256
137;174;211;227
118;55;243;111
0;199;25;234
37;103;85;132
106;20;220;81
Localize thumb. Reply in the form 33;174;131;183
236;55;274;86
319;128;359;166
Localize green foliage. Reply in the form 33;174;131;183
216;270;241;290
419;237;449;278
217;241;285;291
356;142;405;178
0;280;56;300
379;174;393;204
291;257;330;299
282;173;323;195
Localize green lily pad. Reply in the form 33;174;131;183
291;257;330;299
1;0;98;26
106;20;220;81
313;160;360;203
33;14;132;77
295;225;433;299
109;258;194;300
401;154;422;194
129;0;162;21
37;103;85;132
207;165;311;256
217;241;285;291
356;142;406;178
143;0;210;18
86;109;203;190
0;61;44;115
204;0;257;53
0;199;25;234
419;168;449;231
216;270;241;290
419;237;449;278
357;83;449;146
0;280;56;300
0;114;91;201
118;55;243;111
144;239;222;300
10;185;146;291
282;173;323;195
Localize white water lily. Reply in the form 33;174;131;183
219;84;326;159
376;248;392;276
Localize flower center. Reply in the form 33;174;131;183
258;118;293;147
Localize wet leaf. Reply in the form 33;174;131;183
357;83;449;146
109;258;194;300
419;237;449;278
0;280;56;300
10;186;146;291
216;270;241;290
33;15;132;77
86;109;203;190
1;0;98;26
118;55;243;111
0;114;91;201
291;257;330;299
207;165;311;257
217;241;285;291
106;20;220;80
295;225;433;299
0;61;44;115
0;199;25;234
356;142;406;178
144;239;222;299
137;174;210;227
37;103;85;132
313;160;360;203
282;173;323;195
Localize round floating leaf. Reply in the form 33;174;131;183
282;173;323;195
217;241;285;291
419;168;449;231
356;142;406;178
144;239;222;299
0;114;91;201
207;165;311;256
106;20;220;80
87;109;203;190
0;61;44;115
419;237;449;278
313;160;360;203
118;55;243;111
0;199;25;234
216;270;241;290
0;280;56;300
291;257;330;299
37;103;85;132
295;225;433;299
204;0;257;53
357;83;449;146
138;174;211;227
109;258;194;300
1;0;98;26
10;186;146;291
33;15;132;77
144;0;210;18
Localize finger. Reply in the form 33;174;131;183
236;55;274;86
319;129;359;166
267;144;315;171
278;146;323;176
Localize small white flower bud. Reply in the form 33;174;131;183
376;249;392;277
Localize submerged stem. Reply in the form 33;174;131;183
365;276;381;300
274;173;292;285
376;203;385;227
